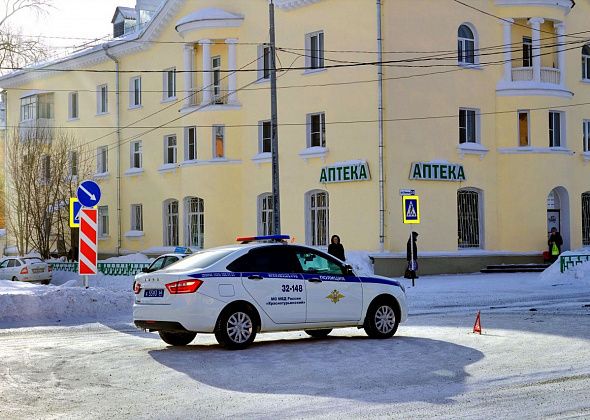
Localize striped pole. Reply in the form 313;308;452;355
79;208;98;283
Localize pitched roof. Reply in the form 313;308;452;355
111;6;137;23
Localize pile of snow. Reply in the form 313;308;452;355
539;250;590;286
103;253;152;263
346;251;374;276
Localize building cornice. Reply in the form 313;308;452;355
495;0;573;12
275;0;325;10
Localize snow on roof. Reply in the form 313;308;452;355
111;6;137;23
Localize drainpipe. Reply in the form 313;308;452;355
377;0;385;253
103;46;122;256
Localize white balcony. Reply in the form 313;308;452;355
511;67;560;84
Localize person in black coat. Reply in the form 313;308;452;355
328;235;346;261
405;231;419;282
548;227;563;263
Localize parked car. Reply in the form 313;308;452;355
133;235;407;350
139;251;192;275
0;257;52;284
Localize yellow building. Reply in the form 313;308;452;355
1;0;589;273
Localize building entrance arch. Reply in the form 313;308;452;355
547;187;570;251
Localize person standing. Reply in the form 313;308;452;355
405;232;419;285
548;227;563;263
328;235;346;261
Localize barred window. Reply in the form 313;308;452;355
307;190;329;246
582;193;590;246
258;193;273;236
457;189;481;248
164;199;179;246
185;197;204;249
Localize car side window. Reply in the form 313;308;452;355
294;249;344;275
227;247;300;273
7;260;17;268
0;260;8;268
149;257;167;272
164;256;179;267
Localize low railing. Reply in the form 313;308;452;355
541;68;560;84
560;254;590;273
512;67;533;82
50;262;151;276
511;67;560;85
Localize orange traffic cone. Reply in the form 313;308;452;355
473;311;482;335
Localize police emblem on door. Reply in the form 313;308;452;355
326;290;345;303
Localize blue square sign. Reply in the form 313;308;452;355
402;196;420;224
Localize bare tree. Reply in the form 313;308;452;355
6;126;92;257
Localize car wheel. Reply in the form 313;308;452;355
215;306;257;350
158;331;196;346
364;300;399;339
11;277;18;282
304;329;332;338
41;280;50;285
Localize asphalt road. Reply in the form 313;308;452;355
1;306;589;419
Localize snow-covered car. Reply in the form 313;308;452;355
133;235;407;350
0;257;52;284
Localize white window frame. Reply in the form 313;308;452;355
549;110;565;148
518;110;530;147
163;199;179;247
459;108;480;144
164;134;177;164
98;206;109;237
184;126;197;161
97;146;108;174
68;92;79;120
184;196;205;249
212;125;225;159
458;24;477;65
583;45;590;81
20;95;36;122
130;140;142;169
69;150;78;177
129;76;142;108
257;193;273;236
257;44;272;81
97;84;108;115
163;68;176;101
523;36;533;68
131;204;143;232
307;112;326;148
305;31;325;71
212;56;222;103
583;120;590;152
259;120;272;154
305;190;329;247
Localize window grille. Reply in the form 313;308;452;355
186;197;204;248
457;190;480;248
309;191;329;246
258;194;273;236
583;193;590;246
164;200;179;246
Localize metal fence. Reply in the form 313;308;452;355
582;193;590;246
560;254;590;273
50;262;150;276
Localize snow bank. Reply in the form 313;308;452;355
346;251;374;276
103;253;152;263
539;250;590;286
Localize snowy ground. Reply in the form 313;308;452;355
0;255;589;418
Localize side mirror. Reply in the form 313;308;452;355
344;264;354;275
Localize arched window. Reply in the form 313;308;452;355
457;189;483;248
306;190;329;246
582;192;590;246
257;193;273;236
582;45;590;80
163;199;179;246
458;24;476;65
184;197;204;248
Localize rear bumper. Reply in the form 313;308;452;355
134;321;188;332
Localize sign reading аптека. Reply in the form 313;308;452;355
320;161;371;183
409;162;466;181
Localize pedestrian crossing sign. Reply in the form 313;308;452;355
403;196;420;224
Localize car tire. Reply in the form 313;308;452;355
11;277;17;282
304;329;332;338
364;300;399;339
41;280;50;285
158;331;196;346
215;306;258;350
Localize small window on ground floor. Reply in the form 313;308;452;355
457;189;482;249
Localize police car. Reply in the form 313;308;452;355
133;235;407;350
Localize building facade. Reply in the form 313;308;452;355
1;0;589;272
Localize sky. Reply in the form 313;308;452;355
9;0;135;55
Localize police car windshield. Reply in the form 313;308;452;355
161;248;237;272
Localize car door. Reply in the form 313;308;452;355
231;246;306;324
293;247;363;323
6;259;19;279
0;259;9;279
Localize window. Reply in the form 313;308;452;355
185;126;197;161
584;120;590;152
130;76;141;108
518;111;530;147
307;112;326;148
131;204;143;231
258;193;274;236
583;45;590;80
69;151;78;177
97;146;108;174
457;189;481;249
41;155;50;182
69;92;79;119
259;120;272;153
549;111;563;147
164;199;179;246
523;37;532;68
97;84;108;114
212;56;223;104
306;190;329;246
213;125;225;158
306;31;324;70
163;68;176;100
582;193;590;246
258;45;272;80
185;197;204;248
164;135;177;164
459;108;478;144
458;24;475;65
98;206;109;237
227;246;301;273
37;93;53;119
130;140;142;168
294;248;344;275
20;96;36;121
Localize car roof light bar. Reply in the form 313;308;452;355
236;235;290;244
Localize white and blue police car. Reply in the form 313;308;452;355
133;235;408;350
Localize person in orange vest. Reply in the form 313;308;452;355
548;227;563;263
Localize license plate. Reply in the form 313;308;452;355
144;289;164;298
33;268;44;273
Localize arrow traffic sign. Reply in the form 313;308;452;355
77;180;101;208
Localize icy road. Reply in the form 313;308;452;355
1;271;589;419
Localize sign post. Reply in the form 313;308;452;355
402;196;420;287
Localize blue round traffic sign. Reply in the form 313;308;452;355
77;180;102;208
